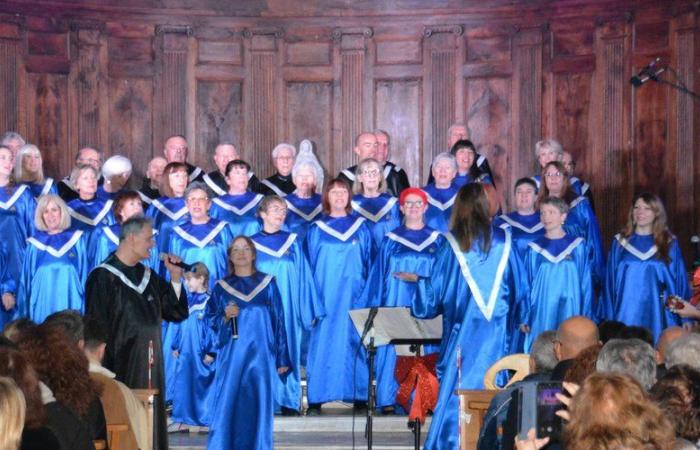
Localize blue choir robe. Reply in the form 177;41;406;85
145;197;189;253
95;185;127;201
603;233;691;342
351;194;402;248
23;178;57;199
453;172;493;189
0;243;16;325
284;193;322;242
412;227;524;450
493;212;545;262
171;291;215;427
209;192;262;238
0;184;35;327
523;235;593;351
305;215;375;403
531;175;583;196
250;230;325;411
18;230;88;323
67;197;115;234
422;183;459;233
363;225;445;408
86;223;159;270
205;273;290;450
564;196;605;290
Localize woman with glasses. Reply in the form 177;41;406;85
66;165;115;234
422;152;459;232
260;143;296;197
351;158;401;247
209;159;263;238
205;236;290;450
250;195;324;416
363;187;445;413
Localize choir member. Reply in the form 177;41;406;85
250;195;324;416
205;236;289;450
85;216;189;450
374;130;410;197
493;177;545;261
522;196;593;351
426;123;495;185
57;147;103;203
170;263;215;431
284;140;324;241
603;193;691;342
363;187;445;411
539;161;605;289
0;131;25;163
450;139;494;188
139;156;167;204
260;143;296;197
562;150;595;209
162;135;204;183
18;194;87;323
530;139;588;198
209;159;263;237
305;178;375;414
0;145;35;328
422;152;459;232
96;155;132;200
398;183;523;450
145;162;189;253
337;132;377;188
14;144;58;198
203;142;263;196
351;158;401;247
66;165;115;233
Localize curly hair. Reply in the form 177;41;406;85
650;365;700;442
0;346;46;429
17;324;100;416
565;372;675;450
563;343;602;385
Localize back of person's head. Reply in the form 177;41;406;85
666;334;700;371
0;347;45;430
555;316;599;361
17;324;98;416
650;365;700;443
565;372;675;450
529;330;557;373
43;310;84;346
597;320;626;344
656;326;688;365
618;325;654;346
82;317;108;363
0;376;25;450
596;338;657;390
564;343;602;385
2;318;35;344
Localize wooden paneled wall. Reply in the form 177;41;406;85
0;0;699;260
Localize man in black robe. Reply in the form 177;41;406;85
202;142;263;195
260;142;296;197
85;216;189;450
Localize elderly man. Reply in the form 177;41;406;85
336;131;378;187
0;131;25;163
665;333;700;372
203;142;262;196
163;134;204;183
372;130;410;197
139;156;167;203
57;146;104;202
260;143;297;197
427;123;495;185
550;315;600;380
97;155;132;200
596;338;658;390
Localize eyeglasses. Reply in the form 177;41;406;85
275;156;294;161
266;206;287;214
544;172;563;178
404;200;424;207
361;169;380;177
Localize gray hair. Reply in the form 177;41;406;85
120;216;152;241
596;338;657;390
447;123;467;137
44;310;84;344
101;155;132;180
374;129;390;144
0;131;25;146
184;181;212;200
432;152;458;171
271;143;296;159
69;164;99;189
530;330;558;372
14;144;44;183
666;334;700;372
535;139;564;158
34;194;71;232
353;158;386;195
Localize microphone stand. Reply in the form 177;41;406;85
641;69;700;100
365;334;377;450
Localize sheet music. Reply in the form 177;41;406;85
349;307;443;348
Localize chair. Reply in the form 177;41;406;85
456;389;498;450
133;388;158;450
91;372;138;450
94;440;107;450
483;353;530;390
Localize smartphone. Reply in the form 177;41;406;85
535;382;563;440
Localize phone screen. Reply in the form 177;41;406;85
536;383;563;439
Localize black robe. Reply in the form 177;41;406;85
57;175;104;203
202;169;264;196
185;162;205;183
337;161;410;197
85;253;188;450
260;172;296;197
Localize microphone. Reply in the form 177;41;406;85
228;302;238;340
630;57;665;86
159;253;195;272
360;307;379;344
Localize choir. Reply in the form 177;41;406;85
0;128;693;450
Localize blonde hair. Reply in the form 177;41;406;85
353;158;386;195
14;144;44;184
0;376;26;450
69;164;98;192
35;194;71;232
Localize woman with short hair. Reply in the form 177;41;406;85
14;144;58;199
209;159;263;238
450;139;494;189
66;165;115;234
284;140;324;241
18;194;88;323
351;158;401;247
422;152;459;232
145;162;190;253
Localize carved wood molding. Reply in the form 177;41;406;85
331;27;373;43
423;24;463;38
242;27;285;39
155;25;193;36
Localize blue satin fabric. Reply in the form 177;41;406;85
351;193;402;248
209;192;262;238
563;196;605;289
422;183;459;232
453;173;493;189
523;235;593;351
171;292;215;426
493;212;545;262
305;215;375;403
23;178;58;199
363;225;445;408
0;185;35;327
0;243;14;304
67;197;115;234
86;223;160;270
145;196;189;252
603;234;691;342
284;193;322;242
18;230;88;323
205;273;290;450
412;227;523;450
251;230;325;410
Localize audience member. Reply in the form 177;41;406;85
650;365;700;444
617;325;654;346
656;326;688;378
0;376;26;450
596;338;657;390
666;333;700;371
551;316;600;380
597;319;626;343
563;344;602;385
